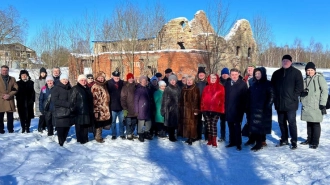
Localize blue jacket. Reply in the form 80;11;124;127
39;84;54;113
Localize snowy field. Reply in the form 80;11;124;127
1;67;330;185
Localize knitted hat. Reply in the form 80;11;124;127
165;68;172;74
305;62;316;71
150;76;158;82
197;67;206;74
40;67;47;74
168;74;178;82
155;72;162;78
139;75;148;82
45;75;54;81
282;55;292;62
77;74;87;81
221;67;229;75
158;80;166;87
86;74;93;79
112;70;120;77
60;74;69;80
126;73;134;80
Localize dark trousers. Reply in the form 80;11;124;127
248;134;266;142
126;117;137;135
277;110;298;144
219;113;226;139
228;122;242;146
20;118;31;132
197;114;208;140
45;112;54;136
0;112;14;133
38;115;46;132
75;124;89;144
57;127;70;146
168;126;176;140
306;122;321;146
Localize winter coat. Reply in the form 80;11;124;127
106;78;124;111
225;78;248;123
271;66;304;111
53;76;60;85
70;83;94;126
91;80;111;125
134;84;151;120
220;77;230;86
154;89;165;123
34;78;46;116
247;70;274;134
161;84;181;127
16;80;35;120
196;79;207;97
121;82;136;117
51;82;72;127
39;84;54;113
0;75;18;112
201;75;225;114
87;81;95;88
301;73;328;122
180;84;200;138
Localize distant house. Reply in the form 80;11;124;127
0;43;43;69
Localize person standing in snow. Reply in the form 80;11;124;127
51;74;72;146
107;70;125;140
91;72;111;143
201;74;225;148
161;74;181;142
246;68;274;151
0;65;18;134
39;75;55;136
195;66;208;141
16;70;35;133
271;55;304;150
34;67;47;132
121;73;137;140
70;74;94;144
52;67;61;85
300;62;328;149
154;80;166;138
218;67;230;142
225;68;248;151
149;75;159;137
180;75;200;145
134;76;153;142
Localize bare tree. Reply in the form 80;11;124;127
292;38;303;62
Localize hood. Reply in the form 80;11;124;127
207;74;220;84
253;67;267;82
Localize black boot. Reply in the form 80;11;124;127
300;140;310;145
144;132;153;140
138;134;144;142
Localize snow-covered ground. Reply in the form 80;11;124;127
1;67;330;185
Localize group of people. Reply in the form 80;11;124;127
0;54;328;151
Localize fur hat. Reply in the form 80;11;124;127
95;72;106;79
40;67;47;74
155;72;162;78
221;67;229;75
165;68;172;74
282;55;292;62
45;75;54;81
19;70;30;80
158;80;166;87
126;73;134;80
168;74;178;82
60;74;69;80
112;70;120;77
77;74;87;81
197;67;206;74
305;62;316;71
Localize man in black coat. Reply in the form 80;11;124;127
218;67;230;142
107;70;125;140
225;68;248;151
271;54;304;149
195;66;208;141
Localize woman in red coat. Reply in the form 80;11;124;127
201;74;225;147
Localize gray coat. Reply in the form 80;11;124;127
301;73;328;122
34;78;46;116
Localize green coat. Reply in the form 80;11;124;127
301;73;328;122
154;89;164;123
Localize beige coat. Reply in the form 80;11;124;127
0;76;18;112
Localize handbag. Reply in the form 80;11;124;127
241;122;250;137
326;94;330;109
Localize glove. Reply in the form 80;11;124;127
123;110;128;117
319;105;327;115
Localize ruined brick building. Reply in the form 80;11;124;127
69;10;256;82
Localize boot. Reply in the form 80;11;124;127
96;138;105;143
138;134;144;142
207;134;212;145
300;140;310;145
21;122;25;133
144;132;153;140
212;136;217;148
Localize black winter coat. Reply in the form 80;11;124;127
225;78;248;123
161;84;181;127
271;66;304;111
16;80;35;120
247;75;274;134
70;83;94;126
196;80;207;97
106;78;124;111
51;82;72;127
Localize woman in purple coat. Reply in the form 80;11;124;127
134;76;152;142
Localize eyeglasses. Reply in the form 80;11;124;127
87;77;93;79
